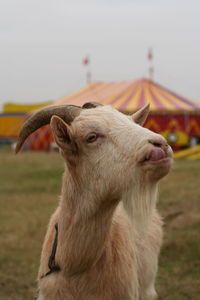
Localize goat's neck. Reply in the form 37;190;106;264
122;180;158;234
57;169;119;275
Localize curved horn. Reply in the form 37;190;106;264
15;105;81;153
82;102;103;109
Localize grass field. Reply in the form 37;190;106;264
0;147;200;300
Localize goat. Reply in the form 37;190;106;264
16;102;173;300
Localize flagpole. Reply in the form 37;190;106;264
86;70;91;84
147;48;154;81
149;66;154;81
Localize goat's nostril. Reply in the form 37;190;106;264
148;139;168;149
153;142;162;148
148;140;161;147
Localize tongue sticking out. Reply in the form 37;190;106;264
148;148;166;161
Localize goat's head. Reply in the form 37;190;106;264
16;102;173;197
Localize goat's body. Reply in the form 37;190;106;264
38;200;162;300
17;104;172;300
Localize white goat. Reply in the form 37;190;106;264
16;102;173;300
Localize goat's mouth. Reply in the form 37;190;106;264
140;147;171;165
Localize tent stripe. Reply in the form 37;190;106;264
104;81;135;106
146;85;162;110
101;81;132;105
117;81;141;111
112;88;134;109
137;88;145;110
156;86;188;110
144;83;154;109
80;82;112;103
150;85;177;110
95;82;116;103
126;83;143;111
57;83;96;104
157;85;195;111
57;82;104;105
83;82;109;103
144;83;153;108
115;87;137;109
71;82;103;101
155;82;200;110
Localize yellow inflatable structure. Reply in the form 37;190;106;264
3;101;52;113
0;101;53;139
174;145;200;160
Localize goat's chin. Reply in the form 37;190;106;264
139;157;173;181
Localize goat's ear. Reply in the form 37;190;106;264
50;116;75;152
131;104;150;126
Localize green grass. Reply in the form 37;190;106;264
0;147;200;299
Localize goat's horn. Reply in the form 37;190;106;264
15;105;81;153
82;102;103;109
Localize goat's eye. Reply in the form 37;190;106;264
86;133;98;143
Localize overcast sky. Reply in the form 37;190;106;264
0;0;200;111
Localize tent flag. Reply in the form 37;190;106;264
147;48;153;61
24;78;200;151
82;56;90;66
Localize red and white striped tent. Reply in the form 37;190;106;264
24;79;200;151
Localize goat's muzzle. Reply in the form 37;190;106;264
140;138;173;165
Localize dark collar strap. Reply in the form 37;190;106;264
40;223;61;279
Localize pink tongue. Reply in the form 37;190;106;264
148;148;166;161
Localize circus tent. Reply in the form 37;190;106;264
23;79;200;151
56;79;200;113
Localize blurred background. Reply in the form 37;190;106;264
0;0;200;299
0;0;200;104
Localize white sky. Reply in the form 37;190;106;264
0;0;200;111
